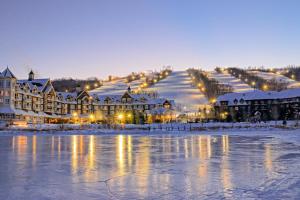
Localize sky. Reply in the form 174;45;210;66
0;0;300;79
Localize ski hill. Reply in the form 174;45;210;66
90;77;144;95
209;71;254;93
147;71;208;112
249;71;300;88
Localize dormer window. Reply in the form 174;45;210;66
240;98;245;104
233;99;238;104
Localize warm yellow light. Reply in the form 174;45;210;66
127;114;131;118
291;74;295;79
89;114;95;120
73;112;78;118
154;79;157;83
85;85;90;90
165;72;168;76
262;84;268;91
94;83;98;87
198;83;202;87
251;81;256;86
118;114;124;120
210;98;217;103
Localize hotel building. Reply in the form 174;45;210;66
0;68;175;124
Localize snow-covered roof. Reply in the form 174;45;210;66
18;78;50;92
92;91;174;105
1;67;16;78
216;88;300;106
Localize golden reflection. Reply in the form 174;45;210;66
191;136;195;158
222;135;230;155
116;135;125;174
79;135;84;155
184;139;189;158
57;136;61;160
17;136;28;155
51;136;55;156
127;136;132;167
198;136;212;159
84;135;97;182
32;135;37;165
88;135;95;169
197;136;212;181
71;135;78;173
221;135;233;197
135;137;151;194
264;144;273;172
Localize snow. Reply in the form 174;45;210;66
249;70;300;88
209;71;253;93
147;71;208;112
0;130;300;199
90;77;145;95
217;88;300;105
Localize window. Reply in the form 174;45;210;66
5;98;10;104
5;80;11;88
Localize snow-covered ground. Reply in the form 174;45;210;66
249;70;300;88
0;131;299;199
209;71;254;92
90;77;145;95
147;71;208;112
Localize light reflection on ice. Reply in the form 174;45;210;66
1;133;299;199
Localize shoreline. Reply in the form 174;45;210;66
1;121;299;135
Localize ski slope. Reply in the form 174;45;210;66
147;71;208;112
209;71;253;92
90;78;144;95
249;71;300;88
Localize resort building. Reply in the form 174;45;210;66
0;68;175;124
214;89;300;122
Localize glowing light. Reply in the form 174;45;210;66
72;112;78;118
85;85;90;90
291;74;295;79
89;114;95;121
210;98;217;104
262;84;268;91
118;114;124;120
251;81;256;86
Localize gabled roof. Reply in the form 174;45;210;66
18;78;50;92
2;67;16;78
216;88;300;106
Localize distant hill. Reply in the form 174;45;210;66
52;78;101;92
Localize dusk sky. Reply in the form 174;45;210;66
1;0;300;79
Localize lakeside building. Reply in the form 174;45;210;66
214;89;300;122
0;68;175;124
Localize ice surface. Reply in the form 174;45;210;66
148;71;208;112
0;130;299;200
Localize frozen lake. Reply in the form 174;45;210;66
0;132;299;199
